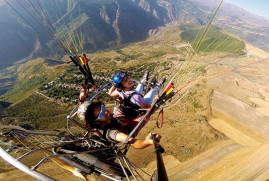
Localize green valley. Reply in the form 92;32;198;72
180;25;245;53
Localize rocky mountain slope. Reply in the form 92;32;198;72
0;0;268;70
0;3;269;179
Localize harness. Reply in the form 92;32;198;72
121;92;142;118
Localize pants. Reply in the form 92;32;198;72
135;82;160;104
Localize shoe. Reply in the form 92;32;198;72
156;78;166;88
145;77;156;94
149;77;157;86
140;71;149;84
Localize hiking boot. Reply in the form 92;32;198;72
140;71;149;84
156;77;166;87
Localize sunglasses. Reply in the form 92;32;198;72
97;105;106;119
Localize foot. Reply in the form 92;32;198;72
148;77;157;88
156;77;166;87
145;77;156;94
140;71;149;84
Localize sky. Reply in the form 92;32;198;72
225;0;269;19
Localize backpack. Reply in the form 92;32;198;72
121;92;142;118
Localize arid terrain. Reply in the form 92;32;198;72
0;29;269;180
144;42;269;180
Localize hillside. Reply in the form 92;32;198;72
0;19;254;131
190;0;269;52
0;7;269;179
0;58;69;103
1;45;268;180
0;23;194;128
0;21;253;180
1;93;73;130
180;24;245;53
0;0;268;70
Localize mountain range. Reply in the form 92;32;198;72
0;0;268;70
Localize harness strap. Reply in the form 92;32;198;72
156;107;164;128
121;91;142;118
122;92;142;107
118;120;128;127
